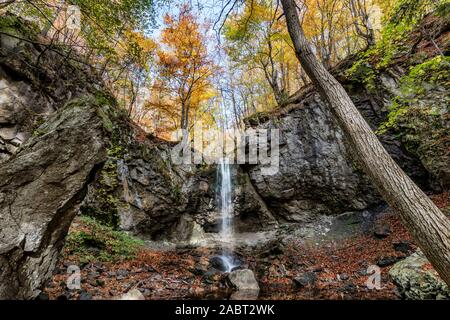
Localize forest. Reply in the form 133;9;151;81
0;0;449;306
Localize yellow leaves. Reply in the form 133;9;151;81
151;3;219;132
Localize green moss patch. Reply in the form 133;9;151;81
63;216;144;264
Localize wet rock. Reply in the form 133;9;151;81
377;256;399;267
393;240;412;254
294;272;317;287
120;289;145;300
389;250;450;300
209;256;228;272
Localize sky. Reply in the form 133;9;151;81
148;0;244;127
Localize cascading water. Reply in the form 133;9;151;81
217;158;238;272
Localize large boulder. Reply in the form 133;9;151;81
0;98;114;299
246;93;380;222
227;269;260;291
227;269;260;300
389;250;450;300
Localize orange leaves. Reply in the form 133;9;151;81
153;3;218;131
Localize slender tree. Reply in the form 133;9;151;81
280;0;450;285
157;4;216;130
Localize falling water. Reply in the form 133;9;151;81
217;158;238;272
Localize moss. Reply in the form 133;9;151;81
346;0;447;90
345;50;378;92
379;56;450;133
64;216;143;264
0;13;39;39
62;93;128;228
378;56;449;186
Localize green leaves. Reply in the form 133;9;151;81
64;216;144;264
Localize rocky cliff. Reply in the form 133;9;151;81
243;14;449;223
0;13;448;299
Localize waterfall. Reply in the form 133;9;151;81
217;158;237;272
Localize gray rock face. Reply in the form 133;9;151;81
0;16;118;299
245;73;430;221
119;289;145;300
0;14;102;165
0;99;110;299
389;250;450;300
246;93;379;221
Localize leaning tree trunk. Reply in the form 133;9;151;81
281;0;450;285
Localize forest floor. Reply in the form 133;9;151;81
43;192;449;300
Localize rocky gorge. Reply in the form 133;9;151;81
0;13;449;300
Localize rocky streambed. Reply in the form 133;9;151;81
42;194;450;300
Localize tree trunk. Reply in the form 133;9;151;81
281;0;450;285
180;102;187;130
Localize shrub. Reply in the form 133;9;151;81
64;216;144;264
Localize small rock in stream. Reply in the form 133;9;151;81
209;256;229;272
293;272;317;287
120;289;145;300
377;256;399;267
78;291;92;300
393;240;412;254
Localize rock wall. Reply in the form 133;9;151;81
242;14;449;222
244;79;430;222
0;15;125;299
81;144;279;241
0;97;113;298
